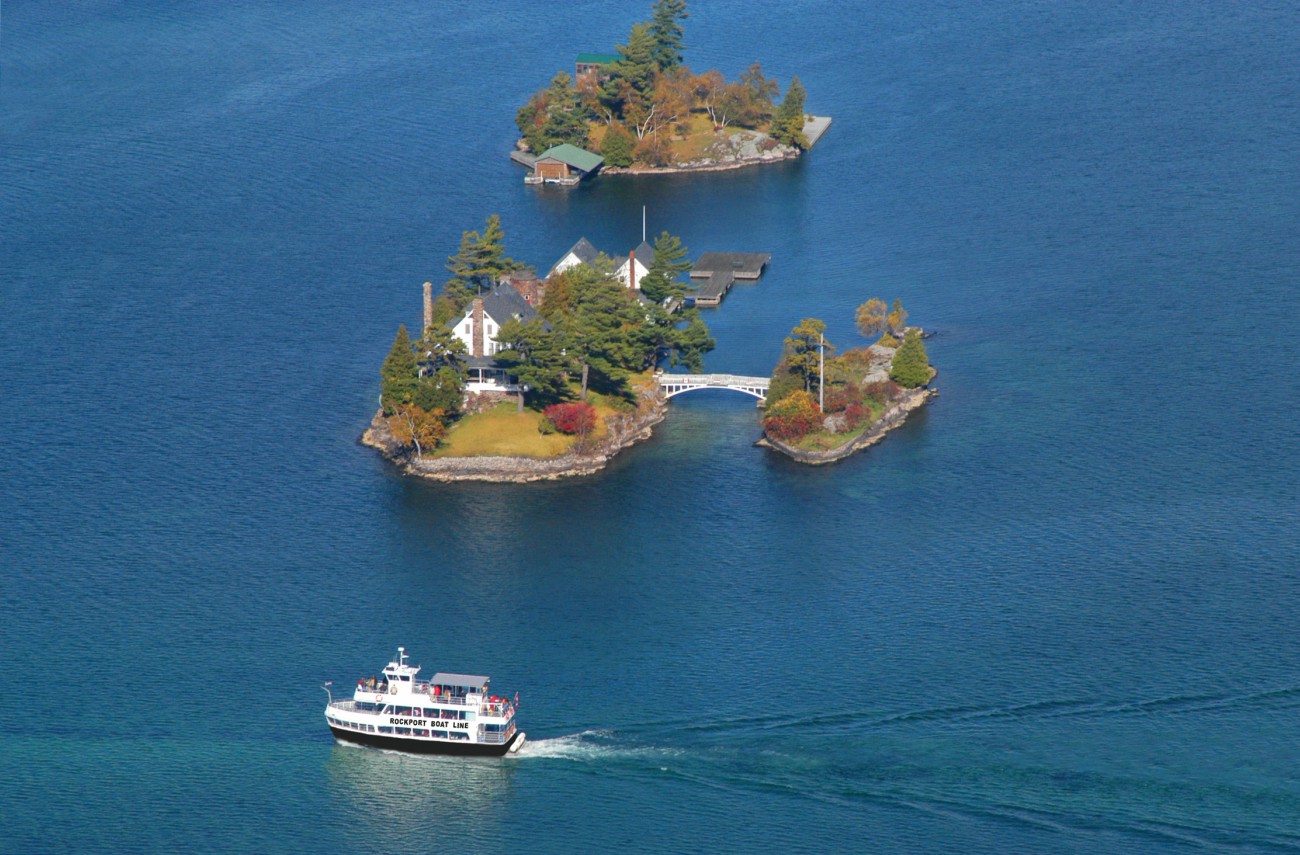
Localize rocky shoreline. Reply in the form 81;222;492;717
756;384;935;465
361;387;668;484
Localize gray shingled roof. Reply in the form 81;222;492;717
481;283;539;327
632;240;654;262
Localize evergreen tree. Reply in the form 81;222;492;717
600;122;636;167
495;317;571;407
539;72;588;149
889;328;931;388
603;21;659;118
443;215;524;310
380;324;419;415
412;366;464;416
639;230;692;302
476;214;522;282
669;311;715;372
771;76;809;148
649;0;689;70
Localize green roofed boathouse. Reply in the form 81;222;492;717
525;143;604;186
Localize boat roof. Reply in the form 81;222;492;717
430;672;489;687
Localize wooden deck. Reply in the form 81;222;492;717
687;252;771;307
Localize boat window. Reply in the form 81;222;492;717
400;675;411;681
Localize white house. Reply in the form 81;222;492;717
449;284;542;392
547;236;652;290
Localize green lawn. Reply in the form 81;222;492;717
432;379;646;459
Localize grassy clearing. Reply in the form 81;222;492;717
432;375;650;458
433;403;575;458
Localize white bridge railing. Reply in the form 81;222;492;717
656;373;771;400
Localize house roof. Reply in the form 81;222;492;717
556;236;601;270
576;53;621;66
631;240;654;262
537;144;604;173
480;283;539;327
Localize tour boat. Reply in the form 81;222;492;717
323;647;524;756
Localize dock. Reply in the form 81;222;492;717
510;151;538;169
802;115;833;149
688;252;771;307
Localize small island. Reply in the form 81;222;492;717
511;0;829;183
757;300;936;465
362;216;716;482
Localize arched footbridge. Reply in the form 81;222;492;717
657;373;770;401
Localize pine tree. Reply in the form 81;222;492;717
443;215;523;310
649;0;689;70
380;324;419;415
889;328;931;388
771;76;809;148
639;230;692;302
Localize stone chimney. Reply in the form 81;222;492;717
422;281;433;334
628;249;637;290
470;297;485;357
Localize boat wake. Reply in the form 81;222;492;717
511;730;678;764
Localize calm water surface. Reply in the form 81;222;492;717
2;2;1298;852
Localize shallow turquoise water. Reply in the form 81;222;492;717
2;2;1298;852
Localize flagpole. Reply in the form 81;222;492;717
642;205;646;242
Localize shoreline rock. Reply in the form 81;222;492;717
360;387;667;484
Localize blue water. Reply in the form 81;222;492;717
3;2;1298;852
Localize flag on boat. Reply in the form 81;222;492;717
514;691;519;706
324;681;333;686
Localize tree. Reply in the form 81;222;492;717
771;75;808;148
494;317;570;408
855;298;888;339
380;324;418;415
737;62;779;126
783;318;832;393
387;404;447;459
669;312;715;372
539;72;588;149
887;298;909;335
649;0;689;70
638;230;692;302
413;367;464;416
550;263;657;399
603;21;659;119
889;328;931;388
443;215;524;310
600;122;636;167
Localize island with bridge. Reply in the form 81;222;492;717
362;216;932;481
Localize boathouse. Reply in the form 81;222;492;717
527;144;604;186
575;53;620;86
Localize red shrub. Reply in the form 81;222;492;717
763;390;822;440
543;402;598;436
843;403;867;428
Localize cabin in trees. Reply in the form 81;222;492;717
547;237;651;290
575;53;620;86
526;144;604;186
449;284;542;392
